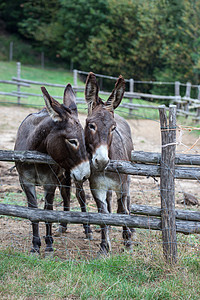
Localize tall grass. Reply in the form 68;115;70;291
0;245;199;299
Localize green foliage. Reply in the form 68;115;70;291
0;0;24;32
18;1;60;40
86;0;162;81
153;0;200;85
57;0;109;67
0;0;199;93
0;33;40;64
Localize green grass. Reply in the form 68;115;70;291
0;61;84;108
1;60;198;122
0;60;164;119
0;247;199;299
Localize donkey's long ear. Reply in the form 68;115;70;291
85;72;99;115
105;75;125;111
63;84;78;116
41;87;62;122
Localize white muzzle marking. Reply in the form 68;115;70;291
92;145;109;171
71;160;90;182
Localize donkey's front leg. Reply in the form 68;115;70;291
20;181;41;254
97;201;111;254
44;188;55;254
56;172;71;234
117;193;133;250
75;181;93;240
92;188;111;254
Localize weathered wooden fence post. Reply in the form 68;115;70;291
196;85;200;121
73;69;78;96
159;104;177;264
184;82;191;117
129;78;134;116
175;81;180;109
17;62;21;105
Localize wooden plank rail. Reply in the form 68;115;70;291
131;204;200;222
131;151;200;165
0;92;27;98
0;80;30;87
0;150;200;180
107;160;200;180
0;203;199;234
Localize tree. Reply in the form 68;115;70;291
153;0;200;83
0;0;25;32
85;0;162;81
57;0;109;67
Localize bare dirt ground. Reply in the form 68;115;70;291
0;105;199;259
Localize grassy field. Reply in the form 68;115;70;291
0;61;162;120
0;245;199;299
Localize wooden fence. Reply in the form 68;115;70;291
1;63;200;120
75;69;200;121
0;105;200;263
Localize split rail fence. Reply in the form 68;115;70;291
0;105;200;263
1;63;200;121
75;69;200;121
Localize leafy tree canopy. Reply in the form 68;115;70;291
0;0;199;86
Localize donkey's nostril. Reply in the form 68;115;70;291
94;157;109;171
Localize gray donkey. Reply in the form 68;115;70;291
15;84;91;255
77;72;134;253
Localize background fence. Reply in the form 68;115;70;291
1;63;200;121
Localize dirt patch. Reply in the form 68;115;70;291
0;105;199;258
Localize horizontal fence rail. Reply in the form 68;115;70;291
0;204;199;234
131;151;200;165
0;150;200;180
131;204;200;222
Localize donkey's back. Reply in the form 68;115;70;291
110;114;133;161
15;109;49;151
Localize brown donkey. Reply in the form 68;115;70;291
77;72;134;253
15;84;91;255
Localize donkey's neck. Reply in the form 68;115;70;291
28;117;54;153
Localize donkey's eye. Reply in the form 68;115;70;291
88;123;96;131
66;139;79;148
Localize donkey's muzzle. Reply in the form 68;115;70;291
71;160;90;182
